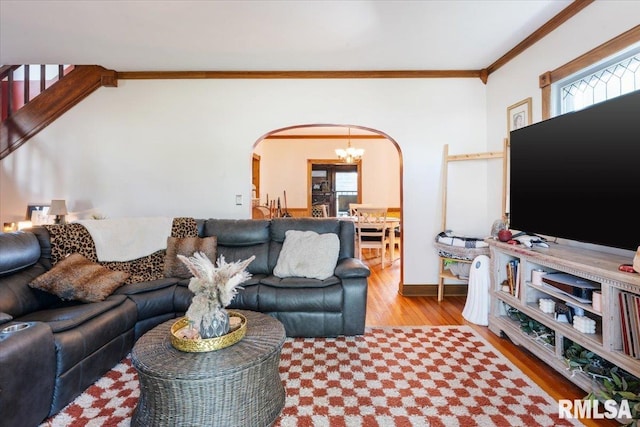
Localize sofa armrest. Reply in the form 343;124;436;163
0;312;12;325
0;321;55;427
334;257;370;279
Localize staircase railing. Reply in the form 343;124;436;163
0;65;117;160
1;64;75;122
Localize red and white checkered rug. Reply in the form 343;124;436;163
40;326;584;427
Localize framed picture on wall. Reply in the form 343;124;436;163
26;204;51;225
507;97;532;134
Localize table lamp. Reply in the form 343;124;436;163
49;199;68;224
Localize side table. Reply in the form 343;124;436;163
131;310;286;427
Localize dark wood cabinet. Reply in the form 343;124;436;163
309;161;360;217
311;169;334;215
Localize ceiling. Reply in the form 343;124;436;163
1;0;575;72
1;0;582;138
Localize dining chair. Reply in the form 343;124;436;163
348;203;371;217
354;206;391;268
386;212;401;263
252;206;271;219
311;204;329;218
390;224;401;262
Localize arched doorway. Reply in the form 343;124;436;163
252;124;404;288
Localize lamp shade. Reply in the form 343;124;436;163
49;200;68;216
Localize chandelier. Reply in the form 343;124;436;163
335;128;364;163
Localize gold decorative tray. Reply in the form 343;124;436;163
170;311;247;353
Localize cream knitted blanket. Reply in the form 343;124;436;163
76;217;173;262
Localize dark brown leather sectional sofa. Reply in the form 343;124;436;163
0;217;369;427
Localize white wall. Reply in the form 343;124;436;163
486;0;639;258
1;78;487;286
1;1;637;287
255;137;400;210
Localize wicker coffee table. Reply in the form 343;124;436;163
130;310;286;427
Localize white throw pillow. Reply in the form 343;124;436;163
274;230;340;280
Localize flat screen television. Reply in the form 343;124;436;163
509;90;640;252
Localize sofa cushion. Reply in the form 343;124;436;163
203;219;270;246
260;274;340;288
268;218;355;271
17;294;131;333
29;253;129;303
202;219;271;275
0;263;58;317
273;230;339;280
0;231;41;275
270;218;342;243
258;282;343;312
163;236;217;279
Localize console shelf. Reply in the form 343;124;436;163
487;239;640;392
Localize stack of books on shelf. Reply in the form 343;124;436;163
501;259;521;298
619;290;640;359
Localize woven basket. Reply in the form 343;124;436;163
434;241;490;261
170;311;247;353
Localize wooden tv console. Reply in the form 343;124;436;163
487;239;640;392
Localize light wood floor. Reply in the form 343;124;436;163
362;251;615;427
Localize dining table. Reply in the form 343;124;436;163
343;215;401;262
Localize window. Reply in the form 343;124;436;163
539;27;640;120
335;171;358;217
554;43;640;115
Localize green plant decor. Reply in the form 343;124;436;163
505;305;555;347
564;342;640;426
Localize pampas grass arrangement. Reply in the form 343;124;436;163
178;252;255;338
